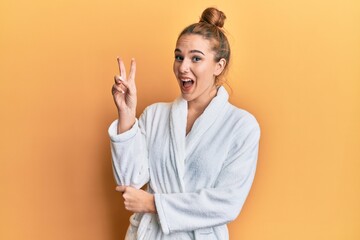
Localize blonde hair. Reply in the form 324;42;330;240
177;7;231;85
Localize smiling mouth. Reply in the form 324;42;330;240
181;79;194;88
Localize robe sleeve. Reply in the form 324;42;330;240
154;120;260;234
108;111;149;189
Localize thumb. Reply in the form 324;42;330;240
115;185;126;192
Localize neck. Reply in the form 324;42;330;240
187;85;218;114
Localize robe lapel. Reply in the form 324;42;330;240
185;87;230;156
169;97;187;192
169;87;230;192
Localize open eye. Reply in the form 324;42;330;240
192;56;202;62
175;55;184;61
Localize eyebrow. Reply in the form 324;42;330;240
174;48;205;56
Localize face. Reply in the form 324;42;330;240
173;34;225;104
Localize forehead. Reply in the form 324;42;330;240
175;34;213;53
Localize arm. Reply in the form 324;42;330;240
108;116;149;189
109;57;149;189
155;122;260;234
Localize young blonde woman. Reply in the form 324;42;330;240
109;7;260;240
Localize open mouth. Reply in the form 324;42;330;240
181;79;194;88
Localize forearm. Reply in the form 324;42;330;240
155;155;257;234
154;188;245;234
117;109;136;134
109;119;149;188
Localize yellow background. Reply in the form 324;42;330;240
1;0;359;239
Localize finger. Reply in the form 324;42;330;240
114;75;124;84
116;185;126;192
116;56;121;74
112;84;125;94
117;57;127;80
124;202;131;211
114;75;130;89
128;58;136;82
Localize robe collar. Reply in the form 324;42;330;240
169;87;230;190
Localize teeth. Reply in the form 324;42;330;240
181;79;192;82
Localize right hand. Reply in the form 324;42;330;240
112;57;137;116
112;57;137;133
116;186;157;214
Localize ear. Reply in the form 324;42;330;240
214;58;227;76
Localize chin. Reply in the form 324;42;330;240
180;92;194;102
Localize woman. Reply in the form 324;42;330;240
109;7;260;240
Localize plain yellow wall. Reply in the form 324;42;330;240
1;0;359;239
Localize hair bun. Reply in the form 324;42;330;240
199;7;226;28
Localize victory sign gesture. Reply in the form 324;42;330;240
112;57;137;133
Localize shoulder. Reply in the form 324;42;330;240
139;102;172;126
217;87;259;133
221;104;261;157
223;103;261;144
227;104;259;130
142;102;172;116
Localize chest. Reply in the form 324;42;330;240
147;118;233;189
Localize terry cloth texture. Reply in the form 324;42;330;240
109;87;260;240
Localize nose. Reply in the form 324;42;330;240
179;59;190;73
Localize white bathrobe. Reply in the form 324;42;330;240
108;87;260;240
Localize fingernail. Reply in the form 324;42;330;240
119;76;123;81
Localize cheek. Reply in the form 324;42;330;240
196;66;214;82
